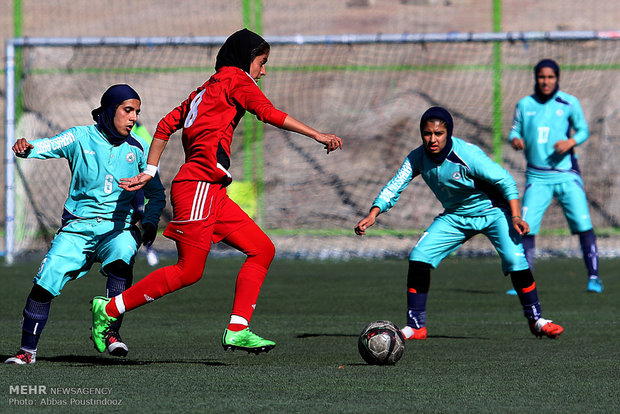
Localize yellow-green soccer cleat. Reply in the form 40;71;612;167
90;296;117;353
222;328;275;354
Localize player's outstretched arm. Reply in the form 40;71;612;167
281;115;342;154
119;172;152;192
120;137;168;192
12;138;34;158
355;207;380;236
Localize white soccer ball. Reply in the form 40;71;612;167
358;320;405;365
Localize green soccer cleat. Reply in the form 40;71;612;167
222;328;275;354
90;296;117;353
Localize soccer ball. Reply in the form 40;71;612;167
358;320;405;365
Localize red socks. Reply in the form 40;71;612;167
229;262;269;325
105;242;208;316
224;223;274;327
105;223;274;330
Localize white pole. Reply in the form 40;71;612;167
5;40;16;265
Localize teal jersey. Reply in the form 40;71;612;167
373;137;519;217
24;125;165;225
509;90;588;181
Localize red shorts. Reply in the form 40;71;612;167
163;181;253;251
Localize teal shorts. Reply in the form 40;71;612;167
34;219;140;296
521;177;592;235
409;208;529;274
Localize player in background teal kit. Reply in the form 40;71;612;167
508;59;602;294
355;107;563;341
5;85;165;364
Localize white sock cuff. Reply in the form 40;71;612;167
20;346;36;355
401;326;415;337
115;295;126;315
229;315;248;326
534;317;552;331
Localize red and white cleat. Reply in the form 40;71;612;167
401;325;427;340
5;349;36;365
530;317;564;339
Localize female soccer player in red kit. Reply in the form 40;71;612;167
91;28;343;354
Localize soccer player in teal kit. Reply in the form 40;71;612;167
5;85;165;364
508;59;602;294
355;107;563;341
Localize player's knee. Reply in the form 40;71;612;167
407;261;431;293
175;262;204;288
180;269;203;287
245;236;275;269
28;284;54;303
256;238;275;267
103;260;133;280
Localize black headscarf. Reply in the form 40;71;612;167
533;59;560;103
215;28;267;74
91;84;141;145
420;106;454;164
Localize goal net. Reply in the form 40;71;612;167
6;32;620;260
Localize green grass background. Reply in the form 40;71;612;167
2;255;619;413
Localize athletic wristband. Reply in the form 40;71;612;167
143;164;158;177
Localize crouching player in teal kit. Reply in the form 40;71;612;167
355;107;563;341
508;59;602;294
5;85;165;364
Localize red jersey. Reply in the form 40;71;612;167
154;66;288;184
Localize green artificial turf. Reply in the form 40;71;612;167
2;256;618;413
